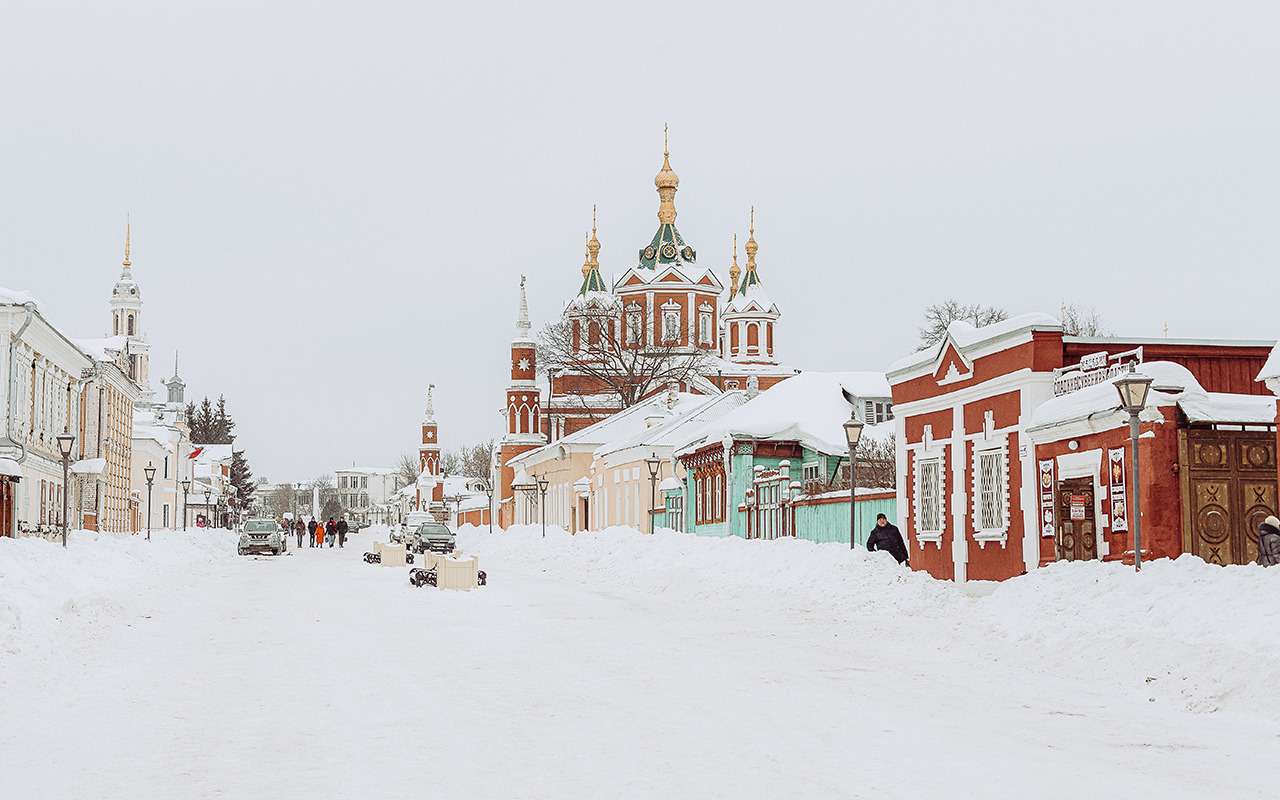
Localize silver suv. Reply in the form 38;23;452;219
407;522;455;554
238;519;285;556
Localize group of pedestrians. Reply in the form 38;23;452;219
288;516;349;549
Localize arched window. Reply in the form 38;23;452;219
746;322;760;351
127;315;135;336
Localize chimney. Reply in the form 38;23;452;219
746;375;760;399
666;380;680;409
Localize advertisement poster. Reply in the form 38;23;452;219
1108;447;1129;532
1038;459;1055;537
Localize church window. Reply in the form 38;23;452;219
699;310;712;344
127;315;135;336
661;301;681;343
626;304;643;345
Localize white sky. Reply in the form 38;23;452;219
2;1;1277;482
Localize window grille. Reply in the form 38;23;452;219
918;459;942;532
977;450;1004;530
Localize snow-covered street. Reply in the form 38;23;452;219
2;525;1278;799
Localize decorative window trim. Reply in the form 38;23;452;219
661;300;682;342
970;435;1011;549
912;449;946;548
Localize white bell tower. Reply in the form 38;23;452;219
110;218;152;400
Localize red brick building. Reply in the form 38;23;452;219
887;314;1276;582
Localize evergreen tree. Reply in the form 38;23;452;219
191;397;216;444
212;395;236;444
230;450;255;511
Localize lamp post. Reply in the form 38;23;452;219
143;461;157;541
180;478;190;531
843;416;865;550
1114;372;1153;572
536;475;549;538
644;452;662;534
481;479;494;534
56;430;75;548
204;488;212;528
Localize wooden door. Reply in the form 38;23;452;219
1056;477;1097;561
1181;430;1277;565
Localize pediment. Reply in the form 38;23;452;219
933;340;974;385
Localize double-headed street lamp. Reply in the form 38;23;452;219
644;452;662;534
536;475;550;538
843;416;865;550
56;430;75;548
143;462;157;541
181;478;191;531
1114;372;1154;573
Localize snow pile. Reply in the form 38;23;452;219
0;529;237;659
459;524;1280;714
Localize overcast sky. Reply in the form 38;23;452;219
2;1;1277;482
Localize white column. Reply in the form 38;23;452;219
950;403;968;583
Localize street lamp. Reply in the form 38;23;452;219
481;479;494;534
644;452;662;534
1114;371;1153;572
536;475;550;538
181;478;191;531
843;416;865;550
143;461;157;541
56;430;75;548
204;487;212;528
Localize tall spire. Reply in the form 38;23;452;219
425;383;436;422
745;206;758;269
580;232;591;278
515;274;531;338
729;234;741;297
587;204;601;268
654;124;679;224
172;350;179;378
122;215;132;269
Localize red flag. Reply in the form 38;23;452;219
188;447;204;460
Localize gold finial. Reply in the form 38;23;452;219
664;123;669;157
587;204;601;267
745;206;759;266
729;234;741;297
122;215;132;268
581;232;591;278
654;125;679;224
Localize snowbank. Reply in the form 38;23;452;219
459;524;1280;714
0;529;237;659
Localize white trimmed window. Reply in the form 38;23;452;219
626;303;643;345
971;438;1011;547
802;462;820;484
662;302;681;342
916;457;943;535
698;305;713;344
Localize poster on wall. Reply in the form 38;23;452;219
1038;459;1055;537
1108;447;1129;532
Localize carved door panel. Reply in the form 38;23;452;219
1056;477;1096;562
1183;431;1277;566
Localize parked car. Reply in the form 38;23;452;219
392;511;434;545
238;519;285;556
407;521;455;554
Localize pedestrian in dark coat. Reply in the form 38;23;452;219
294;518;305;548
866;513;909;566
337;517;349;548
308;518;318;548
1258;515;1280;568
326;517;337;548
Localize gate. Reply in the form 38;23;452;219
1179;429;1277;565
1055;477;1097;561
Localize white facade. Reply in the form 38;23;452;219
335;467;403;523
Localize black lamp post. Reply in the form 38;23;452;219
482;479;494;533
204;487;212;528
644;452;662;534
56;430;75;548
843;416;865;550
143;461;157;541
1114;372;1153;572
536;475;549;538
181;478;191;531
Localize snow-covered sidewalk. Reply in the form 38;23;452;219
0;525;1276;799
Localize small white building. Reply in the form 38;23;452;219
334;466;404;524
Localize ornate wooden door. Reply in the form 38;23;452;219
1056;477;1097;561
1181;430;1277;565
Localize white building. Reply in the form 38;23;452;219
334;467;404;524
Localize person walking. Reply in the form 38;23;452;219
1258;515;1280;567
294;517;306;549
325;517;337;548
337;516;349;549
866;513;909;566
308;517;318;548
316;518;326;548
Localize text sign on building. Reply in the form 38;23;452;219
1069;495;1087;520
1038;460;1056;537
1052;347;1144;397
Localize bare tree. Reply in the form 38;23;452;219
459;440;493;481
1059;303;1110;336
537;308;714;410
441;449;462;477
312;474;337;516
396;452;419;488
811;436;897;493
917;300;1009;350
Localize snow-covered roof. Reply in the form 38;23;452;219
702;356;800;378
0;286;41;308
70;458;108;476
511;391;708;467
724;282;778;316
0;457;24;478
75;335;128;363
1027;361;1277;432
336;466;399;476
595;391;747;460
887;312;1062;375
685;371;895;458
442;475;487;497
194;444;234;462
1258;343;1280;384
